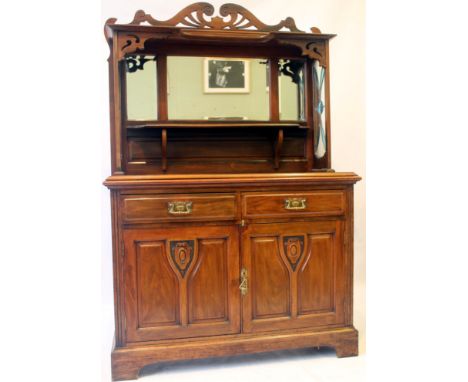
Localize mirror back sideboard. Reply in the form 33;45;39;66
104;3;361;380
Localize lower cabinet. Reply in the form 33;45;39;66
241;220;346;333
122;225;240;342
122;219;345;343
109;182;360;380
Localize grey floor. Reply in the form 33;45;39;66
102;288;366;382
126;347;365;382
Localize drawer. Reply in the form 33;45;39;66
121;193;237;223
242;191;345;219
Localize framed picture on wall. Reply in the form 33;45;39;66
204;58;250;93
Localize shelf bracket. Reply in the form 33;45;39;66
274;128;284;169
161;128;167;172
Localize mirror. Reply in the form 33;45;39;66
278;59;306;121
167;56;269;120
125;55;158;120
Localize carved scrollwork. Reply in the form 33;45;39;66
114;33;154;61
120;34;148;56
279;40;327;67
129;2;303;32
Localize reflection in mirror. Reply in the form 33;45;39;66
312;60;326;158
278;59;305;121
125;55;157;120
167;57;269;120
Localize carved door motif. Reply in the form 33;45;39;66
170;240;194;277
283;236;304;271
122;225;240;343
242;220;346;333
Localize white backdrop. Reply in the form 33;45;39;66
100;0;366;379
3;1;468;382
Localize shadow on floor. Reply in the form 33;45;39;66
140;347;337;377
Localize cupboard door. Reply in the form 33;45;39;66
122;225;240;342
242;220;346;333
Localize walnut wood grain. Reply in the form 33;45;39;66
122;225;240;343
121;193;237;223
241;220;345;334
242;191;345;219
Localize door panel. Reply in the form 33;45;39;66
251;237;290;319
137;241;179;327
188;238;228;323
298;234;334;314
123;225;240;343
242;220;345;333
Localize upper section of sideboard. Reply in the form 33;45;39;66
105;3;341;176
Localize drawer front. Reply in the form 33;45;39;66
122;194;237;223
242;191;345;219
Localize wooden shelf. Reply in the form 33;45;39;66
126;121;308;129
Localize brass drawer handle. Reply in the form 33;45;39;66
168;201;193;215
284;198;307;210
239;268;248;296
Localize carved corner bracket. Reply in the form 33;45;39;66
128;2;304;32
116;33;153;61
105;18;155;62
279;40;327;67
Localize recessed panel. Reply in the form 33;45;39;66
188;239;228;323
298;234;334;314
251;237;290;319
136;242;179;327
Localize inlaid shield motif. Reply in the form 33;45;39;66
170;240;195;277
283;236;305;271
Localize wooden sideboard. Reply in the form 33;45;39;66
104;3;361;380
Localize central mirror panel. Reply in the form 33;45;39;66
167;56;270;121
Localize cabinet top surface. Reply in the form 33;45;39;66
104;172;361;189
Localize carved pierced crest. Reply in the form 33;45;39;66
283;236;305;271
105;3;326;63
129;3;303;32
170;240;195;277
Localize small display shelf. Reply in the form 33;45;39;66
126;121;308;129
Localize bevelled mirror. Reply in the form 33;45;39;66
125;55;158;120
278;59;306;121
167;56;270;120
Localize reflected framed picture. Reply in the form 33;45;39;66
204;58;250;93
